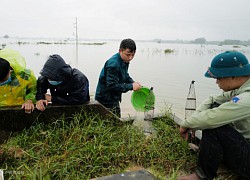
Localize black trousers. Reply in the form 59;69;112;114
102;103;121;118
196;125;250;180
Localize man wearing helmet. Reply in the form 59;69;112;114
178;51;250;180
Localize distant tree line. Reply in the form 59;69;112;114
191;38;206;44
2;34;250;46
153;37;250;46
219;39;250;46
3;35;9;38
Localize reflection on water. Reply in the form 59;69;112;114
2;38;250;119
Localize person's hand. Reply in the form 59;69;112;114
21;100;35;114
132;82;141;91
36;99;48;111
179;127;189;140
45;94;52;102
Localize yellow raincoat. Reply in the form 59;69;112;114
0;48;37;106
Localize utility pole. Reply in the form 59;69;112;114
75;17;78;67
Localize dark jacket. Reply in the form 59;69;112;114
95;53;134;105
36;54;90;104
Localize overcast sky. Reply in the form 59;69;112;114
1;0;250;41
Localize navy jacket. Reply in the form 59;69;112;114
95;53;134;105
36;55;90;104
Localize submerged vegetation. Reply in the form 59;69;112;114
0;111;197;179
2;40;107;46
36;41;106;45
164;49;174;54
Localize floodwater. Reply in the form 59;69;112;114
2;38;250;119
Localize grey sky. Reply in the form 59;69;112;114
1;0;250;41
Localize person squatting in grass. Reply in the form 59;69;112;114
178;51;250;180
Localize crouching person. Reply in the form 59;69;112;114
0;48;36;114
36;54;90;111
178;51;250;180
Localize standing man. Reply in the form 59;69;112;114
0;48;37;114
95;39;141;117
36;54;90;111
178;51;250;180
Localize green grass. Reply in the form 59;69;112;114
0;111;197;179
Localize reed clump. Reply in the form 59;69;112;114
0;111;196;179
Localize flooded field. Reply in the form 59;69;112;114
1;38;250;118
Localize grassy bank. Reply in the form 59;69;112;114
0;111;197;179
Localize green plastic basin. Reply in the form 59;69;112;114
131;87;155;112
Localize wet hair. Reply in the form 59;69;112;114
0;58;10;80
119;39;136;52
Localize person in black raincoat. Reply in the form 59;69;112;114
95;39;141;117
36;54;90;111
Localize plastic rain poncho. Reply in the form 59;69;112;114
0;48;37;106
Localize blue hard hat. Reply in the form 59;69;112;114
205;51;250;78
